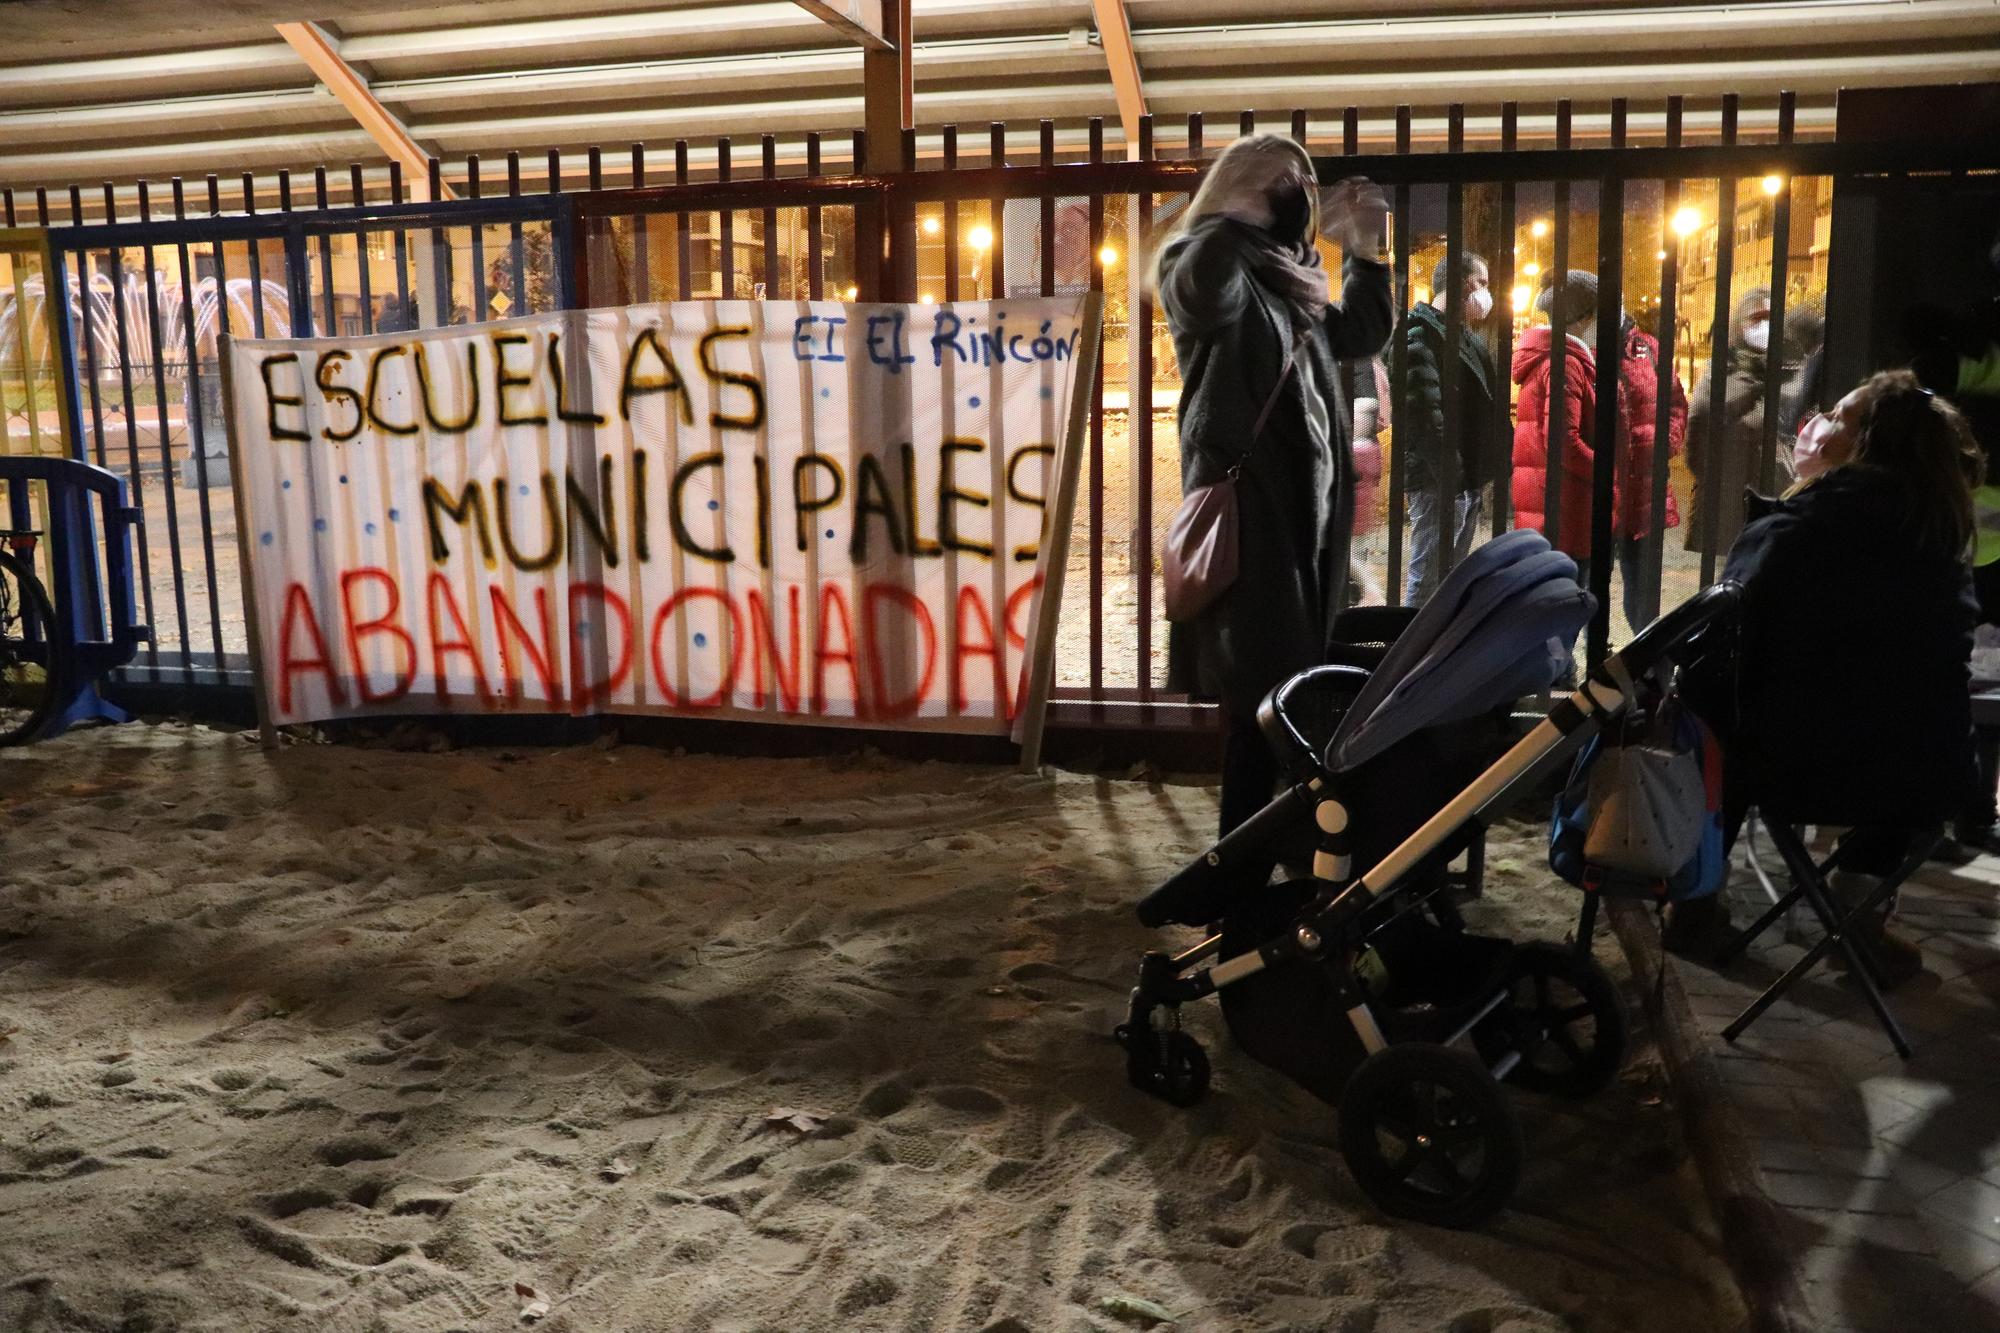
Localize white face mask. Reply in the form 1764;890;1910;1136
1743;321;1770;353
1465;287;1494;322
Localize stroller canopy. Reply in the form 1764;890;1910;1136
1329;530;1593;773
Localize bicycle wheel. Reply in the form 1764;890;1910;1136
0;547;63;746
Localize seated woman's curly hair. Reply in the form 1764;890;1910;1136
1847;368;1985;555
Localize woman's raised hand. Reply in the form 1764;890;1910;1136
1320;177;1390;257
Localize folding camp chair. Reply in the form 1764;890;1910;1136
1715;819;1943;1059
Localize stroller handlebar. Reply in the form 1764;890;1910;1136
1600;580;1743;685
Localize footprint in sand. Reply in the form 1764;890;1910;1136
314;1134;398;1167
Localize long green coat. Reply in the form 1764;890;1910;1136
1160;220;1395;715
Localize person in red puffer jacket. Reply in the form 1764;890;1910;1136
1511;270;1601;565
1513;271;1690;630
1614;315;1689;625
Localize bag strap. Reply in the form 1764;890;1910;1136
1228;340;1300;480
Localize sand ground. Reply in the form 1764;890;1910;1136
0;723;1743;1332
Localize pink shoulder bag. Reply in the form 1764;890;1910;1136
1162;346;1299;623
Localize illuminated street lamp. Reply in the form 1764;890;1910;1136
1099;245;1119;266
922;216;941;235
968;224;993;251
1530;219;1549;239
1671;207;1702;238
1511;284;1532;312
1762;175;1784;197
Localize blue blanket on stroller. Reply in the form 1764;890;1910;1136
1330;530;1594;773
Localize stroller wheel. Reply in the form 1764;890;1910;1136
1117;1025;1211;1108
1475;941;1630;1098
1338;1044;1523;1230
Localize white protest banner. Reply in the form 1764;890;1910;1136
221;297;1096;746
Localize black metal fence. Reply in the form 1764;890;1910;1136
3;91;1993;736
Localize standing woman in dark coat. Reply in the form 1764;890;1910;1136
1155;134;1395;847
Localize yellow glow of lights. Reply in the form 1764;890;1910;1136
1762;175;1784;196
844;285;859;300
1671;207;1702;238
1657;250;1667;260
968;224;993;251
1523;261;1541;277
919;293;935;304
1099;245;1119;266
922;216;941;235
1530;219;1549;239
1511;284;1532;311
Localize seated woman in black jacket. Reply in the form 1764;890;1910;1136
1671;370;1984;982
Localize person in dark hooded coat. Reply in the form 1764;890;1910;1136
1156;134;1394;847
1670;371;1983;979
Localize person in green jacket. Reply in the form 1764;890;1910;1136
1397;251;1500;603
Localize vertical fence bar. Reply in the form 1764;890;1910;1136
349;165;376;335
241;174;270;336
428;158;451;323
1492;103;1519;536
390;162;413;325
588;146;603;192
35;189;49;226
1759;91;1796;495
171;176;227;674
1239;110;1255;139
762;134;780;298
1188;112;1203;161
1087;116;1106;707
805;133;824;301
3;191;14;226
1039;120;1056;299
1343;108;1359;157
1433;104;1467;597
676;141;693;301
718;137;735;300
102;184;160;674
1587;101;1628;666
631;144;652;303
1645;97;1685;625
988;124;1006;300
71;186;109;471
1291;108;1308;146
136;180;193;672
1700;96;1741;587
505;152;527;314
314;167;336;335
1135;112;1156;705
1386;107;1413;604
467;155;489;318
1545;101;1574;557
942;125;960;303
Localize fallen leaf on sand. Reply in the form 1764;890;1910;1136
1099;1292;1181;1325
602;1157;633;1181
765;1106;829;1134
520;1298;550;1322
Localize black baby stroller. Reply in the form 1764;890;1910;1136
1118;530;1740;1228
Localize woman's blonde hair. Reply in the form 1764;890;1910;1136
1847;369;1984;555
1151;135;1317;283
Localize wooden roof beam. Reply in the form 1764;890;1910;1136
793;0;893;51
273;20;454;201
1091;0;1147;157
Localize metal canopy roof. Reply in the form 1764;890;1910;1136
2;0;1996;203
